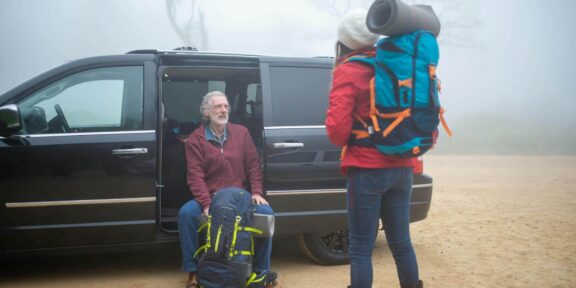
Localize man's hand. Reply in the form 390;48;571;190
252;194;269;205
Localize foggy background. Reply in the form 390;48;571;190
1;0;575;155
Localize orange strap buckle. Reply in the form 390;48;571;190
398;78;413;88
429;65;437;78
351;130;370;139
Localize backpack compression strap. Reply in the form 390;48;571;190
342;65;414;139
231;216;263;257
352;72;451;141
377;108;411;138
359;76;413;139
439;107;452;137
430;65;452;137
194;215;264;258
368;77;381;132
194;215;213;257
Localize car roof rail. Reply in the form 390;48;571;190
173;46;198;51
126;49;158;54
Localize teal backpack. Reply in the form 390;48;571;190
346;30;451;157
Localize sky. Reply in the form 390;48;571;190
0;0;575;154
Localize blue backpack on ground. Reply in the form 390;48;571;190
347;30;451;158
195;188;263;288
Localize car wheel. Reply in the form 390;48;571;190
296;231;350;265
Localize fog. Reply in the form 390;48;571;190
1;0;575;154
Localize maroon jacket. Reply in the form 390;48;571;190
184;123;263;210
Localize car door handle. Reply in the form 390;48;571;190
272;143;304;149
112;148;148;155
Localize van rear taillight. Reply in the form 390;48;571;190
413;156;424;174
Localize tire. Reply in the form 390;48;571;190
296;231;350;265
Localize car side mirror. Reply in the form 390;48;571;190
0;104;22;135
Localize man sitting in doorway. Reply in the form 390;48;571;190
177;91;276;288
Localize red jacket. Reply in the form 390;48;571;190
184;123;263;210
325;60;416;175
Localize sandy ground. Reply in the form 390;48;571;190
1;155;575;288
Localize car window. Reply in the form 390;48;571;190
268;66;332;126
162;80;225;123
18;66;143;134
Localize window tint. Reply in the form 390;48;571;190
162;80;226;123
18;66;143;134
269;66;332;126
322;151;341;162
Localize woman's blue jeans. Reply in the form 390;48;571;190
178;191;274;273
347;167;419;288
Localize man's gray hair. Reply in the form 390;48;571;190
200;91;229;121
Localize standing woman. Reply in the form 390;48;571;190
325;9;423;288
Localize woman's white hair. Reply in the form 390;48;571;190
200;91;229;121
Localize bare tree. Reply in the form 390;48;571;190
166;0;208;50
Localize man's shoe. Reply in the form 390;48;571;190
246;270;278;288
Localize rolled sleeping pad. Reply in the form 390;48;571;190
197;213;275;238
366;0;441;37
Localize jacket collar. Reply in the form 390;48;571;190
204;123;228;145
336;48;376;67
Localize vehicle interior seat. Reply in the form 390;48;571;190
161;116;198;209
242;85;263;147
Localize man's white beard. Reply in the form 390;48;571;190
210;114;229;126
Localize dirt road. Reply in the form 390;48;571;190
1;156;575;287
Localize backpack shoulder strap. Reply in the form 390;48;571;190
345;55;376;67
341;48;377;66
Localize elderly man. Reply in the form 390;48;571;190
178;91;275;288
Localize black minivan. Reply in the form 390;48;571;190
0;49;432;265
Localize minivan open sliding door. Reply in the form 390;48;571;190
156;55;261;232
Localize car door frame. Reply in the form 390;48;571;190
0;55;160;253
